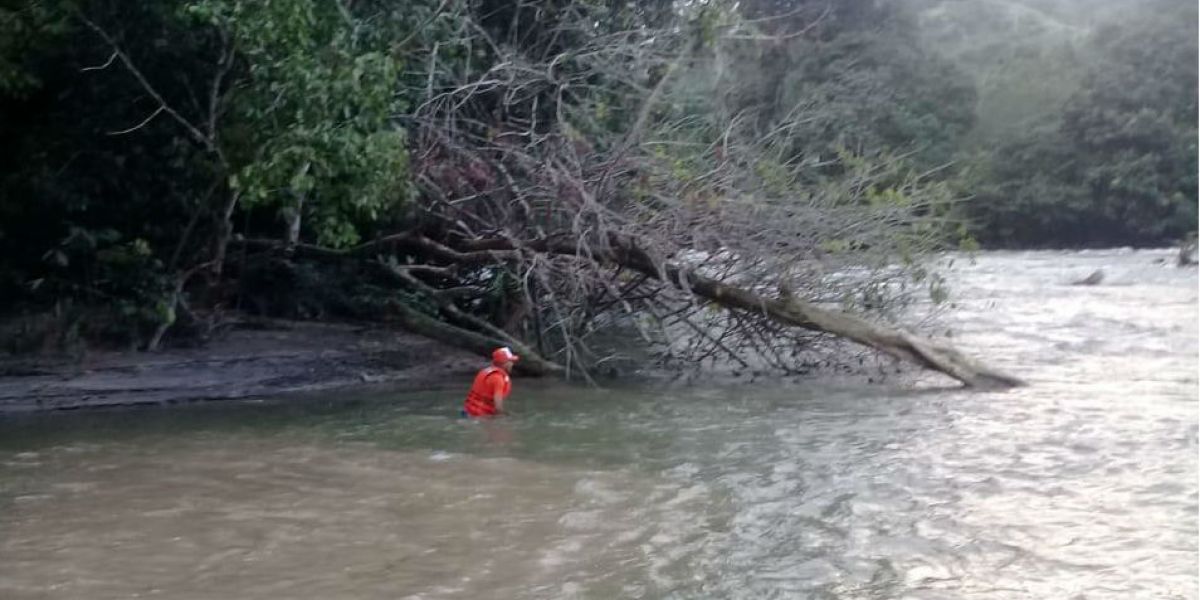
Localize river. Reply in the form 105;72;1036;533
1;249;1196;599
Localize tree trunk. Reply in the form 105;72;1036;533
211;189;241;280
455;234;1025;388
387;301;563;377
376;260;563;376
284;199;304;250
610;239;1025;388
285;162;311;251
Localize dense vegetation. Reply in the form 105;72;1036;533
915;0;1197;247
0;0;1190;382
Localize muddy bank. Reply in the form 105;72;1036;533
0;320;480;412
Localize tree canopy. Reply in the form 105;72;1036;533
909;0;1198;246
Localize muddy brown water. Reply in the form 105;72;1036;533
1;249;1196;599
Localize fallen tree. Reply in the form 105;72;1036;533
65;0;1023;389
241;227;1023;387
368;4;1022;388
474;233;1023;387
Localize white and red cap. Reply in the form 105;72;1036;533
492;347;520;365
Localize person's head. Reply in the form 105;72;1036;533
491;346;519;373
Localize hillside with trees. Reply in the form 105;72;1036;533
907;0;1197;246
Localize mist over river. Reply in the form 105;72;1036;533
1;249;1195;599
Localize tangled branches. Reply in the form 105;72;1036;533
366;2;1020;387
65;0;1017;387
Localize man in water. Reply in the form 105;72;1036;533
462;347;518;417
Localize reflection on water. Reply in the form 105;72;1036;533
1;249;1196;599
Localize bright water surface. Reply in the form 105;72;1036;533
1;249;1196;599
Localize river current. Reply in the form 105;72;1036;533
1;249;1196;599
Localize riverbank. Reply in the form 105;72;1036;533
0;320;479;412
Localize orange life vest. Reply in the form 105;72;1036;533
463;366;511;416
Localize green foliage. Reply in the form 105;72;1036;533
0;0;428;345
775;29;975;170
0;2;69;94
714;0;976;173
961;2;1198;247
902;0;1097;144
30;226;176;346
187;0;414;248
0;1;217;322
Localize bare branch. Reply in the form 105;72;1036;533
106;105;165;136
80;50;117;72
78;14;212;150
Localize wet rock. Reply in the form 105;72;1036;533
1071;269;1105;286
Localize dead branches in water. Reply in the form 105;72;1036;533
379;232;1023;388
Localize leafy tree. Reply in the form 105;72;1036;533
0;0;427;346
963;1;1198;247
715;0;976;172
0;1;214;323
186;0;415;249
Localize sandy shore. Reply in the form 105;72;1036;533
0;320;480;412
